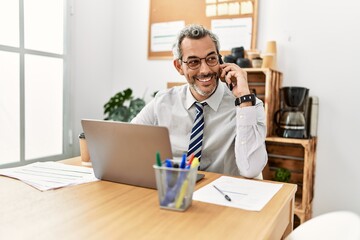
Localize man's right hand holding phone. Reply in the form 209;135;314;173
219;62;251;98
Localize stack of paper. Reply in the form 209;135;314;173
0;161;98;191
193;176;283;211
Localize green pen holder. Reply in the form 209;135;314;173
153;164;198;211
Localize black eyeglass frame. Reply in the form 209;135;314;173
181;54;222;70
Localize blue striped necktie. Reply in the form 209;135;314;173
187;102;207;160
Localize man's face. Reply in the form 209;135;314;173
174;35;220;102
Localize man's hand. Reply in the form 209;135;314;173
220;63;251;98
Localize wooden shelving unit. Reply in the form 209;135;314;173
265;136;317;226
245;68;282;136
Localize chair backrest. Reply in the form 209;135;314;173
285;211;360;240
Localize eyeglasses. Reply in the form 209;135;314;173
181;54;220;70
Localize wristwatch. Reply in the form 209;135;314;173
235;93;256;106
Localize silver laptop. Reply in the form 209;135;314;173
81;119;173;189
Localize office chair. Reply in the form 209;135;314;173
285;211;360;240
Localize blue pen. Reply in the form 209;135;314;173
165;159;175;187
180;153;186;169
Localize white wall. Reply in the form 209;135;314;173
112;1;184;102
70;0;114;151
70;0;360;217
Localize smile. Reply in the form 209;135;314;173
195;73;216;83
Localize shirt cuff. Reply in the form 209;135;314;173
236;106;257;125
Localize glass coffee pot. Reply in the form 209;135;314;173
274;87;309;139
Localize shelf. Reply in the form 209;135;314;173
266;136;309;143
265;137;317;226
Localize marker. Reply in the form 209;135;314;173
156;151;162;166
175;177;189;209
186;153;195;167
190;157;200;169
213;184;231;202
180;153;186;169
165;159;172;168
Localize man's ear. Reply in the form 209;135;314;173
173;59;184;75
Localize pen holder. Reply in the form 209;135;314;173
153;165;198;211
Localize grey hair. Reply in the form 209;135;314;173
172;24;220;60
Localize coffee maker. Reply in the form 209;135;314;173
275;87;310;139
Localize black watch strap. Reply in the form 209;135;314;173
235;93;256;106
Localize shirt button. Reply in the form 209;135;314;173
239;115;244;119
241;141;246;144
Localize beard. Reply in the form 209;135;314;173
189;73;219;97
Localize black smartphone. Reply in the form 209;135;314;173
219;55;233;91
219;55;224;64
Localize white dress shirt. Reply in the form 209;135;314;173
131;82;267;178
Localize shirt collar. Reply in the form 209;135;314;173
185;81;225;111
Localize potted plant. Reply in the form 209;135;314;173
273;167;291;182
103;88;146;122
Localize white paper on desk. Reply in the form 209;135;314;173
193;176;283;211
0;161;98;191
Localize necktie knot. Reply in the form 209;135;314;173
195;102;207;112
195;102;207;107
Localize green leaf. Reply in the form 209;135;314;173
128;98;146;121
103;88;145;122
273;168;291;182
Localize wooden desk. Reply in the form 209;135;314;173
0;157;297;240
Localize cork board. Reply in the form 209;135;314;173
148;0;258;59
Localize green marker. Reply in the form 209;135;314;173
156;151;162;166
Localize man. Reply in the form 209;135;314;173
132;24;267;178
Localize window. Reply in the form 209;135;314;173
0;0;71;168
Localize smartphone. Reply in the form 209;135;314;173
219;55;233;91
219;55;224;64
